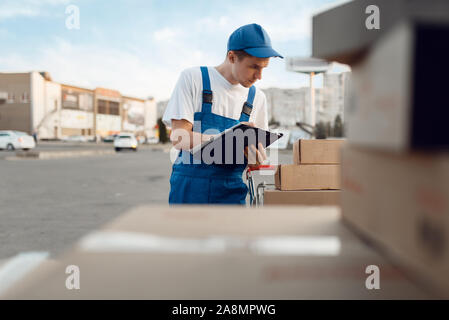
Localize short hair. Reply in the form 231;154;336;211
228;50;252;61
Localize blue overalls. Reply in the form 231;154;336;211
169;66;256;204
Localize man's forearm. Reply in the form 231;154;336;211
171;129;214;151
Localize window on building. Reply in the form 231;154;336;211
62;90;79;109
98;99;107;114
0;92;7;105
21;92;30;103
79;93;93;111
97;99;119;115
109;101;119;115
7;93;15;103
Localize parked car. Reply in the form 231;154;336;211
102;134;118;143
61;135;88;143
114;133;138;151
0;130;36;151
137;136;146;144
146;136;159;144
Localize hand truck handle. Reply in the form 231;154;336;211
247;164;277;173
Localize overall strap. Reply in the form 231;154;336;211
200;66;213;114
239;85;256;122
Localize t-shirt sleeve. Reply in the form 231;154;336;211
251;90;269;130
162;70;195;127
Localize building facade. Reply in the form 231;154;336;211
262;87;323;127
262;71;350;128
0;71;157;139
320;72;350;124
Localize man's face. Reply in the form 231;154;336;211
230;52;270;88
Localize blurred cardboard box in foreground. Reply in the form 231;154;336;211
312;0;449;65
341;145;449;297
312;0;449;300
345;21;449;152
1;206;434;299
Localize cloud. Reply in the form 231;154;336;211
0;0;352;101
0;36;216;101
38;38;181;100
189;0;352;43
0;5;40;20
0;0;71;20
153;27;183;43
195;16;230;32
0;28;14;39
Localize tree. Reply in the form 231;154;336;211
326;121;332;137
268;117;279;127
333;115;344;137
157;118;169;144
314;121;327;139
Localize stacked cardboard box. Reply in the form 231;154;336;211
266;140;344;206
264;190;341;206
313;0;449;297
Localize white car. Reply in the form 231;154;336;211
114;133;138;151
0;130;36;151
146;136;159;144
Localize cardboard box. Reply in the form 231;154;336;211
293;139;345;164
264;190;340;206
312;0;449;65
345;21;449;151
1;206;433;299
274;164;341;191
341;145;449;297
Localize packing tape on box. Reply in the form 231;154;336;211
77;231;341;256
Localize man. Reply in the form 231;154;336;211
163;23;283;204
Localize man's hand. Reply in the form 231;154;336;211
244;142;268;168
240;121;255;127
240;122;268;168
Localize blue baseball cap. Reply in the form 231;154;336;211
227;23;283;59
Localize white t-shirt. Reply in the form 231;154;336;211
163;66;268;130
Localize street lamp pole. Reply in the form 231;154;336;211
286;57;331;129
310;71;315;127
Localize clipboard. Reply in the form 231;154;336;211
189;123;283;164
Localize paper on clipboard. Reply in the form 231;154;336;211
189;123;283;164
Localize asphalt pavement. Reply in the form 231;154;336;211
0;145;172;259
0;142;292;260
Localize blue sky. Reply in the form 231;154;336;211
0;0;350;100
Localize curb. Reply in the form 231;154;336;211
5;149;116;160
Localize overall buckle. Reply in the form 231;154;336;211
202;90;213;104
242;101;253;116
